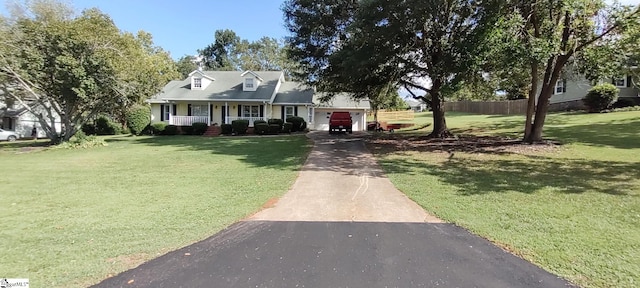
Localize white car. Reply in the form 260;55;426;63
0;128;19;142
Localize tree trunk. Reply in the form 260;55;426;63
524;62;538;140
428;89;452;138
525;86;552;143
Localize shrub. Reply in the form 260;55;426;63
583;84;619;112
221;123;233;135
282;122;293;133
231;120;249;135
300;120;307;131
286;116;306;132
192;122;208;135
254;123;269;135
181;126;194;135
164;125;179;135
126;105;150;135
268;118;284;130
254;120;267;127
95;115;121;135
612;98;636;109
53;130;107;149
151;122;167;135
268;124;281;134
81;123;96;135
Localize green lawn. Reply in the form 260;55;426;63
0;135;312;287
369;111;640;288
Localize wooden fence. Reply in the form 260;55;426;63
371;110;415;122
444;99;528;115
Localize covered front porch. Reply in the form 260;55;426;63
155;101;270;127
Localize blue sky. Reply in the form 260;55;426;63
1;0;289;59
1;0;638;62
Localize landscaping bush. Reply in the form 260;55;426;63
282;122;293;133
53;130;107;149
126;105;150;135
151;123;167;135
300;120;307;131
164;125;179;135
268;124;281;134
231;120;249;135
254;120;267;127
81;123;96;135
254;123;269;135
612;98;636;109
181;126;194;135
583;84;619;112
95;115;121;135
286;116;306;132
268;118;284;130
221;123;233;135
192;122;208;135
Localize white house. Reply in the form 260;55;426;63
148;70;371;131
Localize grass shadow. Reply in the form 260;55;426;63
129;134;313;171
376;154;639;196
544;119;640;149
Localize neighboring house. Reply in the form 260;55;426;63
545;74;639;109
404;98;427;112
148;70;371;132
0;99;62;138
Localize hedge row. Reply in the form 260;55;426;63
220;118;305;135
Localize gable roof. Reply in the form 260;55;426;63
240;70;265;82
273;82;314;105
188;70;215;81
313;92;371;109
150;71;284;103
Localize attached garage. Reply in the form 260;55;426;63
311;93;370;132
313;108;367;132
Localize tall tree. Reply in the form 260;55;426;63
284;0;503;137
0;0;178;143
199;29;241;70
175;55;199;79
199;30;297;76
502;0;640;143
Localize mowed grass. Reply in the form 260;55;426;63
370;111;640;288
0;135;312;287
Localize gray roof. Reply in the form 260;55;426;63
313;92;371;109
273;82;314;104
150;71;284;102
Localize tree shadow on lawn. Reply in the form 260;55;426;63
125;135;313;171
543;119;640;149
377;154;639;196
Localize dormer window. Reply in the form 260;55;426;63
245;78;254;89
193;78;202;88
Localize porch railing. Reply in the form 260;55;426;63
168;115;209;126
226;116;266;127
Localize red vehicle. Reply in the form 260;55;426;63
329;111;353;134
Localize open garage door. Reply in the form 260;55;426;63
313;109;366;131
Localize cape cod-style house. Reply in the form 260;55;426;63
148;70;371;132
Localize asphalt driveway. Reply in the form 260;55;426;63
93;132;574;288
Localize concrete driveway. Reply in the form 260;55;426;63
248;131;441;223
93;132;574;288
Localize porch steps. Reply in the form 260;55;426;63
204;125;222;137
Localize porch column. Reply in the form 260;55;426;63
207;102;211;126
225;102;228;124
168;104;172;125
263;103;267;120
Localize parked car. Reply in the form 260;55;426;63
329;111;353;134
0;128;19;142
